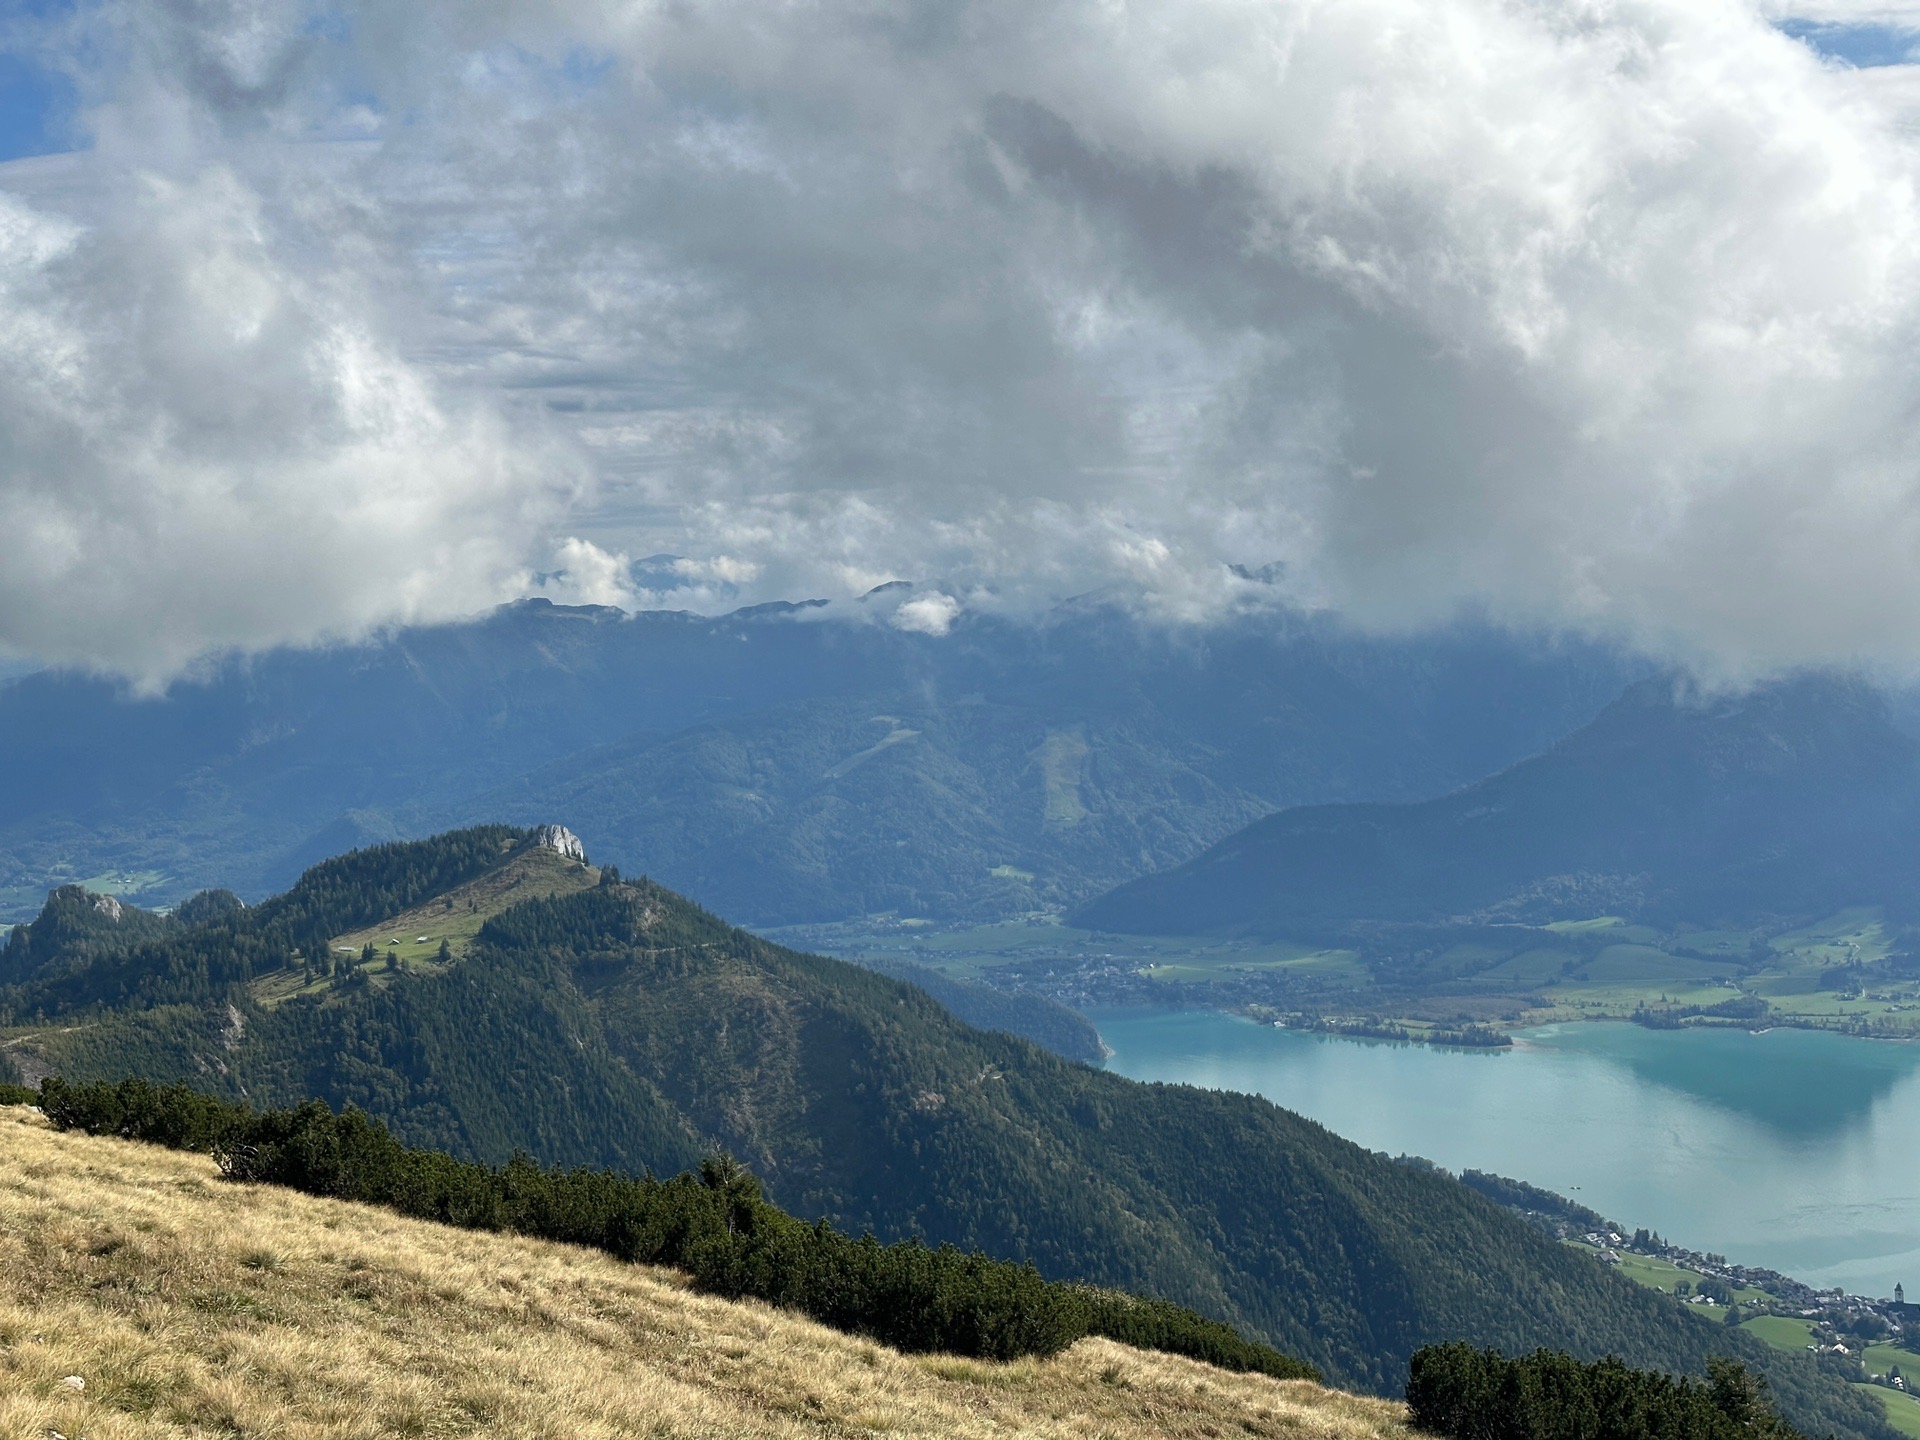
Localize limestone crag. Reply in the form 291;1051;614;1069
45;885;125;921
531;824;588;863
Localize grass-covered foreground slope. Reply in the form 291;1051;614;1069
0;831;1900;1439
35;1076;1316;1378
0;1106;1400;1440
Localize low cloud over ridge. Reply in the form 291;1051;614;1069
8;0;1920;679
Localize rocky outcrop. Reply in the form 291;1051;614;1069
42;883;123;921
530;824;587;863
4;1041;52;1089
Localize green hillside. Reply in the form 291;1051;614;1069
1069;676;1920;1032
0;829;1897;1440
1080;675;1920;940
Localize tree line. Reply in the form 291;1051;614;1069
1407;1342;1800;1440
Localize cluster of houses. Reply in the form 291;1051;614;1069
1585;1230;1914;1390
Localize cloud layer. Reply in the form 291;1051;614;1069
9;0;1920;678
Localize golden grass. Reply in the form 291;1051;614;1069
0;1107;1409;1440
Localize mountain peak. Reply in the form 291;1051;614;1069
42;883;123;919
530;824;587;863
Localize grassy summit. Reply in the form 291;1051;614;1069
249;839;602;1006
0;1105;1403;1440
327;839;599;966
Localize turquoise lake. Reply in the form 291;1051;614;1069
1093;1011;1920;1298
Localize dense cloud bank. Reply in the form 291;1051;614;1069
7;0;1920;679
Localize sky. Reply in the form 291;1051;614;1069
8;1;1920;683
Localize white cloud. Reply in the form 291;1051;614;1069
535;537;637;608
0;148;578;685
15;0;1920;676
891;591;963;636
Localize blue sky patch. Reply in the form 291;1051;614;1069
0;50;77;161
1776;19;1920;67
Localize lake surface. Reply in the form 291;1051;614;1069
1094;1010;1920;1297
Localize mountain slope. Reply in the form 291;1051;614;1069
444;613;1642;925
0;830;1897;1440
0;1105;1404;1440
852;954;1107;1064
0;597;1639;925
1077;674;1920;937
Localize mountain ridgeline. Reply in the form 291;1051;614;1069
1078;673;1920;937
0;596;1642;926
0;829;1897;1440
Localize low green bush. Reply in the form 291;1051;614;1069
1407;1341;1801;1440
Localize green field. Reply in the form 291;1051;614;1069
1470;947;1575;987
1859;1385;1920;1440
1772;909;1894;965
1668;927;1758;957
1544;916;1629;935
1865;1343;1919;1380
1605;1250;1704;1295
771;917;1372;987
1140;943;1367;985
77;869;172;900
1582;944;1739;987
1742;1316;1821;1351
1567;1242;1770;1312
772;903;1920;1037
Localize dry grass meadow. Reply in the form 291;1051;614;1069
0;1106;1410;1440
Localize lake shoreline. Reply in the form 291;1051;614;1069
1208;999;1920;1050
1092;1006;1920;1298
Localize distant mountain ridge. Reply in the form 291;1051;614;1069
1077;673;1920;937
0;826;1896;1440
0;596;1641;925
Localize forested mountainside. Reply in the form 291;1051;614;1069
0;830;1895;1440
1079;673;1920;939
851;956;1106;1065
0;595;1640;925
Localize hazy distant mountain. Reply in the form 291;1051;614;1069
0;595;1641;925
1077;673;1920;937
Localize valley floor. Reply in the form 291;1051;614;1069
0;1107;1406;1440
789;910;1920;1044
